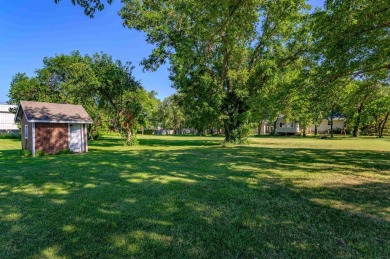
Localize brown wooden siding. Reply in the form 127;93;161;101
35;123;68;154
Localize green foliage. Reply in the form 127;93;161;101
35;150;47;157
157;95;185;130
311;0;390;81
0;133;20;139
364;82;390;137
119;88;158;145
44;1;389;141
123;135;138;146
119;0;310;143
54;0;112;18
8;73;42;104
19;149;32;157
8;51;159;144
2;135;390;257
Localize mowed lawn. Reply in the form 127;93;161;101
0;135;389;258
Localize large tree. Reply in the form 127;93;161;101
118;0;309;142
157;95;186;132
370;86;390;138
58;0;389;139
8;51;154;143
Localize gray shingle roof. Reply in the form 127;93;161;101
16;101;93;123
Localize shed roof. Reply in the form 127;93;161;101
15;101;93;124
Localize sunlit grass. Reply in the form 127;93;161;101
0;134;389;258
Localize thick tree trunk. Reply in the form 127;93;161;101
378;122;383;138
258;121;262;136
314;125;318;136
223;121;230;140
353;103;364;137
379;112;389;138
222;91;248;143
223;116;246;142
302;127;306;137
352;125;359;137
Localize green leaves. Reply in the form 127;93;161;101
119;0;310;142
312;0;390;81
8;51;156;140
54;0;112;18
56;0;389;138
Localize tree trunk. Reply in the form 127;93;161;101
353;103;364;137
127;129;132;144
330;113;334;138
302;127;306;137
258;121;262;136
314;125;318;136
379;112;389;138
272;120;277;135
222;91;248;143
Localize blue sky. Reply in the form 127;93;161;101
0;0;324;103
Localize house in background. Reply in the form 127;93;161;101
275;115;301;135
15;101;93;155
314;116;345;133
0;104;19;134
253;122;274;135
254;114;346;135
274;115;345;135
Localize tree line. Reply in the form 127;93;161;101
8;0;390;142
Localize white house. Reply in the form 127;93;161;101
314;117;345;133
0;104;18;133
275;116;300;134
253;116;301;135
254;115;346;135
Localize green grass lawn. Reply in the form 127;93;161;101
0;135;389;258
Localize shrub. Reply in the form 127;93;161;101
124;136;139;146
35;150;47;157
89;130;101;140
19;150;32;157
0;133;21;139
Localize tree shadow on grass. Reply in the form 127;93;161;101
0;138;389;258
138;138;221;147
90;136;222;148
